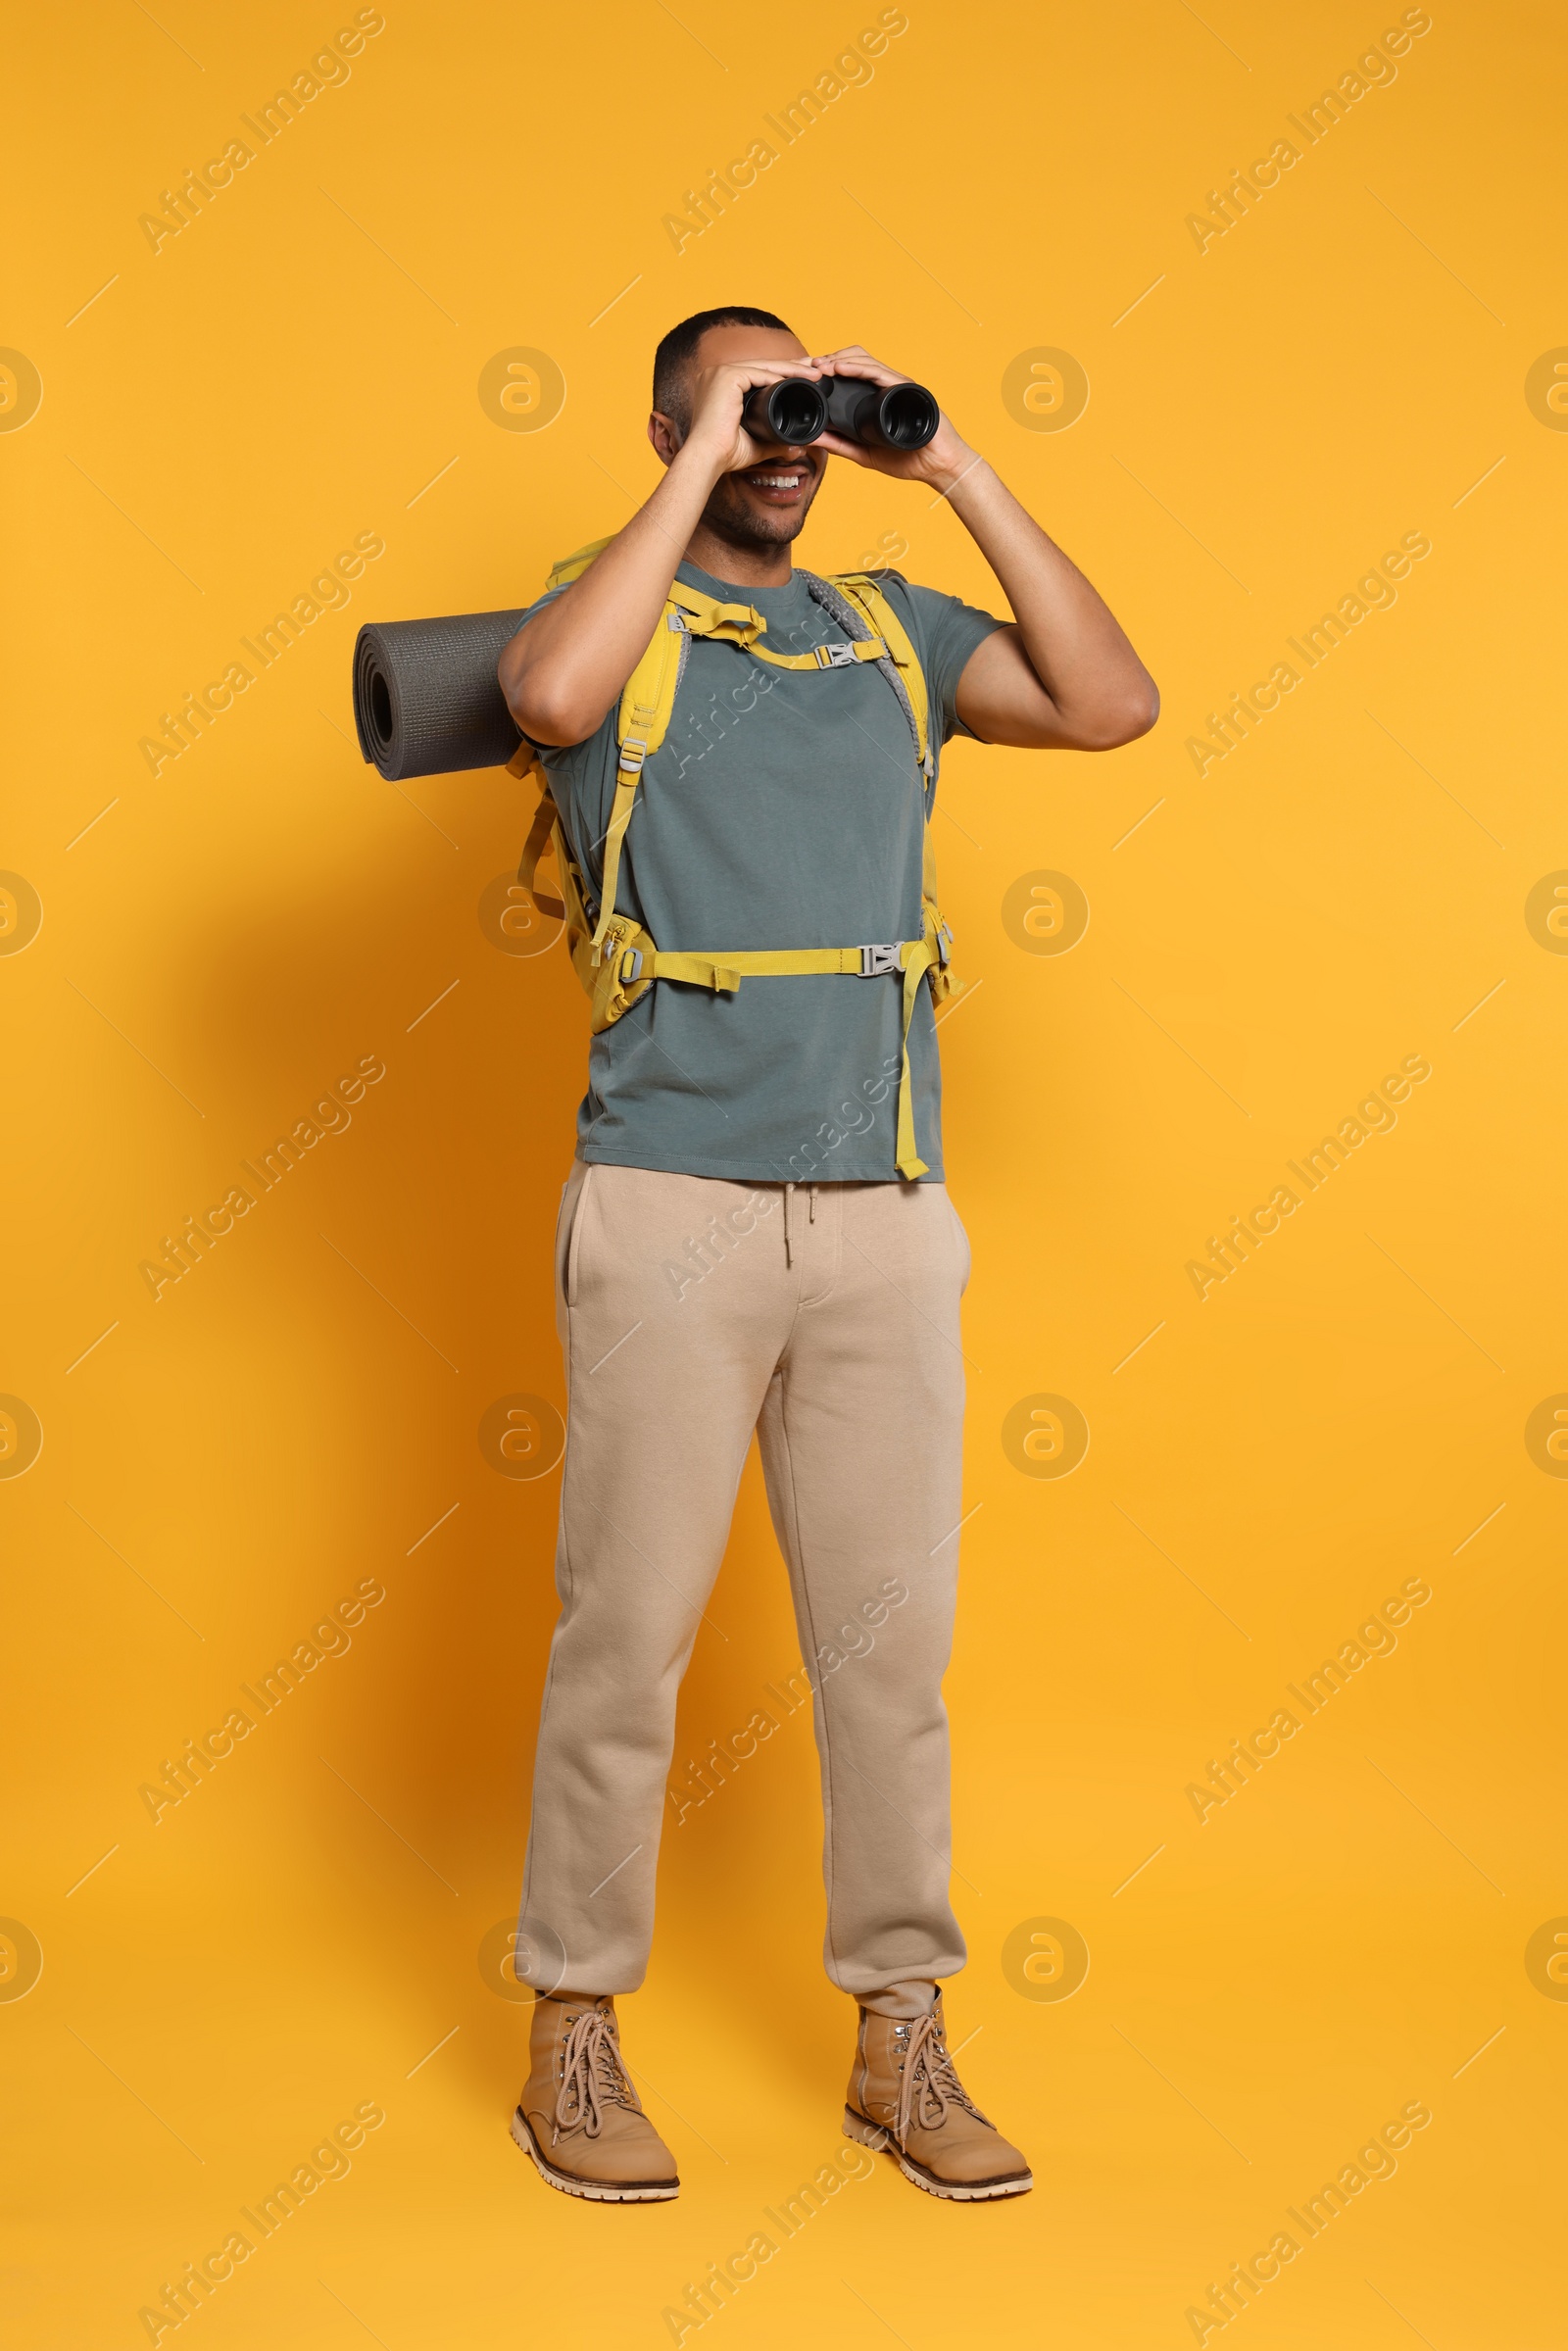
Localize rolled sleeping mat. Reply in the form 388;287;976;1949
352;610;528;781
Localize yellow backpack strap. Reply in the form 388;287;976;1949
509;742;601;987
753;633;890;673
589;609;690;955
538;540;693;954
832;572;961;1047
666;577;767;649
510;746;564;918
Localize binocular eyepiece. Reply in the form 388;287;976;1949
740;373;940;452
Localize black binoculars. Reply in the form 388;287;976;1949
740;372;939;452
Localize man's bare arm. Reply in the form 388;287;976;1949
806;344;1159;754
496;356;823;747
945;466;1158;751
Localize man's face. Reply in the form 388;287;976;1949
664;323;827;552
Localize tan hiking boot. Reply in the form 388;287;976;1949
512;1992;679;2201
845;1988;1032;2200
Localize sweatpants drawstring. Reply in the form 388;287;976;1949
783;1183;817;1266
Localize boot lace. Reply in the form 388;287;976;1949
896;2012;988;2142
553;2006;635;2144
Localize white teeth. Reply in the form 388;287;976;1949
751;473;802;488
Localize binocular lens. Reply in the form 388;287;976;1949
876;383;941;449
742;378;829;445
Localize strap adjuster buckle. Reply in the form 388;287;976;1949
665;611;688;632
620;948;644;982
860;942;901;976
815;642;858;668
618;737;648;773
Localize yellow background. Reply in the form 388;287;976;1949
5;1;1564;2342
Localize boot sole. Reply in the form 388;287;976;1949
843;2105;1033;2200
511;2105;680;2201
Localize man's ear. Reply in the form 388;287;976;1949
648;411;680;467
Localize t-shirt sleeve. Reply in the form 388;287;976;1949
898;579;1007;745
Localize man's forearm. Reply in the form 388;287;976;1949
937;448;1158;744
498;448;718;745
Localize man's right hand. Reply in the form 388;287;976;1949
676;357;825;480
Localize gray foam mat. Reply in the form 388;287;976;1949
352;610;527;781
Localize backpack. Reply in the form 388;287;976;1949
512;539;961;1178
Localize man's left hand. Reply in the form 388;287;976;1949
806;346;977;493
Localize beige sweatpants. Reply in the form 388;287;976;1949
517;1159;971;2000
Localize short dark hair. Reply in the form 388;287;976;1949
652;306;796;428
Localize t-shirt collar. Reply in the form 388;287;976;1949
674;557;811;626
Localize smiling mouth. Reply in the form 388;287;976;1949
742;465;811;497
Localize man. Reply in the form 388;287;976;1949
497;306;1156;2204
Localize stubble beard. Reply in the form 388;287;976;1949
699;472;818;555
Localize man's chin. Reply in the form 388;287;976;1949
704;486;813;550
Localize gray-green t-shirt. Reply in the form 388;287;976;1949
520;558;1003;1182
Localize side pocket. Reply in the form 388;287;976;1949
948;1195;972;1295
565;1162;597;1308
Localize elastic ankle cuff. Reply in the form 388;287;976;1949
858;1978;939;2021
